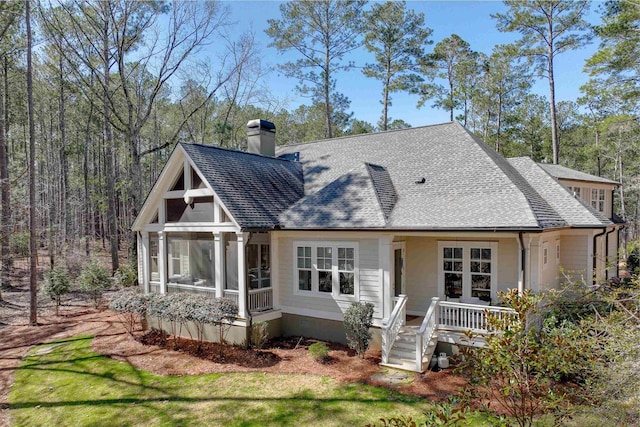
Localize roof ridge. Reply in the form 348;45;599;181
180;141;296;164
459;127;566;229
277;121;456;148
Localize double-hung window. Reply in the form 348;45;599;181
591;188;605;212
294;241;358;299
438;241;497;302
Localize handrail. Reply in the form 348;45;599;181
415;297;440;371
437;301;515;333
381;294;407;364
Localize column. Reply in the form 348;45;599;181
379;235;393;321
236;232;248;318
141;232;150;293
158;231;167;294
214;232;224;298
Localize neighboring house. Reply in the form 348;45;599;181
132;120;623;372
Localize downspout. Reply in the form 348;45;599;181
604;227;616;281
517;232;525;294
592;228;607;285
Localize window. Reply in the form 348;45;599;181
438;241;496;302
149;235;159;282
591;188;605;212
543;242;549;268
297;246;312;291
568;186;581;198
248;243;271;289
294;241;358;298
556;241;560;262
167;233;214;288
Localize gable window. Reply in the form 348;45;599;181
591;188;605;212
568;186;581;199
438;241;496;302
294;241;358;299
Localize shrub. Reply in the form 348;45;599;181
43;268;70;315
627;247;640;275
9;231;29;258
114;264;138;288
109;288;149;335
344;301;374;358
308;342;329;363
251;321;269;350
78;261;112;308
458;289;591;427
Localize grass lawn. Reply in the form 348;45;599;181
8;335;491;427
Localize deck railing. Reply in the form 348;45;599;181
381;294;407;364
437;301;515;333
415;297;440;370
249;287;273;312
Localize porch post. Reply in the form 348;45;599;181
158;231;167;294
141;232;150;293
379;235;393;321
213;232;224;298
236;232;248;318
528;236;541;292
271;231;279;308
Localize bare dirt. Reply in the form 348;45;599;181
0;256;466;427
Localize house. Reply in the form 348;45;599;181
132;120;623;372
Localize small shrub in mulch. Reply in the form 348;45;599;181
309;342;330;363
137;330;281;368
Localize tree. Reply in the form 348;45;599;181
26;0;37;325
266;0;366;139
361;0;432;131
418;34;477;123
493;0;592;164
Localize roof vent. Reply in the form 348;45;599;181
415;177;426;184
247;119;276;157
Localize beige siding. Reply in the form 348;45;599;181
607;230;619;278
404;237;519;314
539;231;561;291
559;235;589;284
277;235;382;319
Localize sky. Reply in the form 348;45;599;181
212;0;605;128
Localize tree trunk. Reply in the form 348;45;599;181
323;2;332;139
26;0;38;325
0;63;9;297
102;3;119;273
547;14;559;164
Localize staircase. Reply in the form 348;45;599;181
382;325;438;372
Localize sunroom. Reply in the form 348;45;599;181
133;147;279;320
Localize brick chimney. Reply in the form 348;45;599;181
247;119;275;157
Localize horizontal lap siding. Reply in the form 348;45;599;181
277;235;382;320
560;235;588;283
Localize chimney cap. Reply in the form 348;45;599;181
247;119;275;131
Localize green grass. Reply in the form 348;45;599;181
9;335;458;426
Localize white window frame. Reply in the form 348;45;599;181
591;188;605;212
556;240;561;262
543;242;549;269
293;241;359;300
568;186;581;199
437;241;497;302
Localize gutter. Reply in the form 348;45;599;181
592;228;607;285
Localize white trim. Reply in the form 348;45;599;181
437;241;498;302
391;242;406;297
237;232;248;319
292;240;359;301
252;309;282;322
271;232;280;309
379;236;393;321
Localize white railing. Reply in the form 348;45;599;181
381;294;407;364
437;301;515;333
415;297;440;371
223;289;239;305
249;287;273;312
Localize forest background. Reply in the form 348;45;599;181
0;0;638;311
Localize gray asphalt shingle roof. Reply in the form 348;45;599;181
180;143;304;229
508;157;612;227
276;122;572;229
173;122;614;231
538;163;619;185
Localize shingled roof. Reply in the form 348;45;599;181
276;122;574;230
169;122;614;232
180;143;304;229
538;163;619;185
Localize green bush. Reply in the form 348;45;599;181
308;342;329;363
114;264;138;288
627;247;640;275
78;261;112;308
43;268;70;316
344;302;374;358
10;231;29;257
